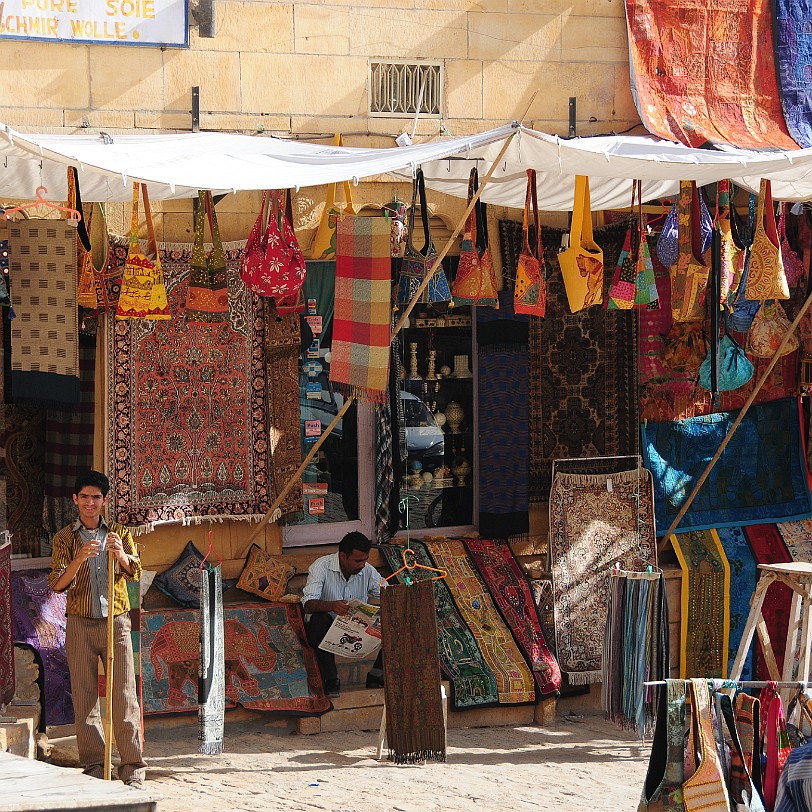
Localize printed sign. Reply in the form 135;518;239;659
307;497;325;515
304;315;322;335
302;482;327;496
305;381;322;400
304;420;321;437
0;0;189;47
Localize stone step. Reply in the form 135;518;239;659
0;716;35;759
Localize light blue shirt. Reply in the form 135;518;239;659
301;553;383;614
74;517;109;619
776;741;812;812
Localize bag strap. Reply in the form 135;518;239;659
129;183;140;247
474;167;489;253
755;179;768;242
578;176;595;245
140;183;160;264
415;169;433;255
523;169;540;259
763;179;780;247
464;168;477;241
323;134;358;217
690;182;706;263
67;167;91;252
570;175;587;245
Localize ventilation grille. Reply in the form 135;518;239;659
369;61;443;118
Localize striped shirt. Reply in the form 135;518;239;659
301;553;383;614
48;519;141;618
79;518;109;618
776;741;812;812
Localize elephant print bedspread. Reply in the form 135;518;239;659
141;603;330;715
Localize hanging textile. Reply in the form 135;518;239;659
715;526;757;682
527;222;637;502
381;580;446;764
43;338;96;536
624;0;799;150
116;183;170;320
513;169;546;317
0;538;14;707
477;292;529;538
379;542;500;710
463;538;561;697
733;692;764;807
670;530;730;679
198;564;224;755
530;576;558;659
329;215;391;402
8;219;80;405
773;0;812;148
186;190;229;324
108;241;271;529
602;570;669;739
671;181;710;323
549;468;657;685
423;538;536;704
760;684;792;811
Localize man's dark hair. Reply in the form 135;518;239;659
338;531;372;556
73;470;110;498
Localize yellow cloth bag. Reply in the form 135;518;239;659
116;183;170;320
558;175;604;312
310;134;359;260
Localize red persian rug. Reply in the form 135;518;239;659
625;0;799;149
107;244;271;527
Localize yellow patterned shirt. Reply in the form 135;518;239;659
48;519;141;618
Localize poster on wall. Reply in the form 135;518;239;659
0;0;188;47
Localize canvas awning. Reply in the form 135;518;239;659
3;120;812;209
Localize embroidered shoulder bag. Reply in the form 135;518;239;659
116;183;170;320
778;202;805;289
671;181;710;323
657;185;713;271
452;167;498;308
311;134;359;260
513;168;546;317
559;175;604;312
396;168;452;307
746;300;799;358
186;190;229;323
746;179;790;301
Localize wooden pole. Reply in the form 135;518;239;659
103;549;115;780
242;124;523;551
657;287;812;553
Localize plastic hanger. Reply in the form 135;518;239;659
383;547;447;585
3;185;82;222
199;529;223;570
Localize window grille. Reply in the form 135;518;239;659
369;61;443;118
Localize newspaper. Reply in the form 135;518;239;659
318;599;382;660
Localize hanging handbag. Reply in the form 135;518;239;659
116;183;170;320
778;202;805;289
514;168;546;317
559;175;604;312
657;185;713;270
186;190;229;323
699;332;754;392
746;179;790;301
240;189;306;308
662;322;708;373
66;167;98;310
452;167;498;307
671;181;711;323
759;684;792;812
396;168;452;307
311;134;359;260
716;180;742;305
746;301;799;358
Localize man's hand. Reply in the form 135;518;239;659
78;540;101;561
332;600;351;616
106;532;130;568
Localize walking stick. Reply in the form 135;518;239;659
103;548;115;780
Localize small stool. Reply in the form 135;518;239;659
376;684;448;761
729;563;812;700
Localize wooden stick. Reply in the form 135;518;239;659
103;549;115;781
241;126;522;552
657;287;812;553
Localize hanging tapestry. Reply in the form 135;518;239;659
379;542;500;710
549;468;657;684
265;306;303;523
0;540;14;707
10;569;73;726
463;538;561;697
108;242;272;528
744;523;793;680
423;538;535;704
140;603;330;716
525;222;638;503
773;0;812;148
530;576;557;658
8;220;80;405
0;404;46;556
716;526;757;681
330;216;391;402
198;565;225;755
624;0;799;149
777;518;812;566
382;580;446;764
670;530;730;679
43;339;96;536
477;292;529;537
642;397;812;535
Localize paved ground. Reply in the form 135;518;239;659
51;713;650;811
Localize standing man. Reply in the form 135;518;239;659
48;471;147;787
302;531;385;697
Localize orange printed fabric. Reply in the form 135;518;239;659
625;0;800;149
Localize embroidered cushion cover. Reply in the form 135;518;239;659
153;540;205;608
236;543;296;602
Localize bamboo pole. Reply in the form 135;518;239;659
242;121;525;552
103;549;115;780
657;287;812;554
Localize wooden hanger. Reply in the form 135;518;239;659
3;185;82;222
383;547;447;585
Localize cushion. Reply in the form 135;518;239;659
236;543;296;602
152;540;204;608
139;570;157;606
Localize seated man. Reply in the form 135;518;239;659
302;531;384;697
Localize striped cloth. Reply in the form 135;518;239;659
330;217;392;402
